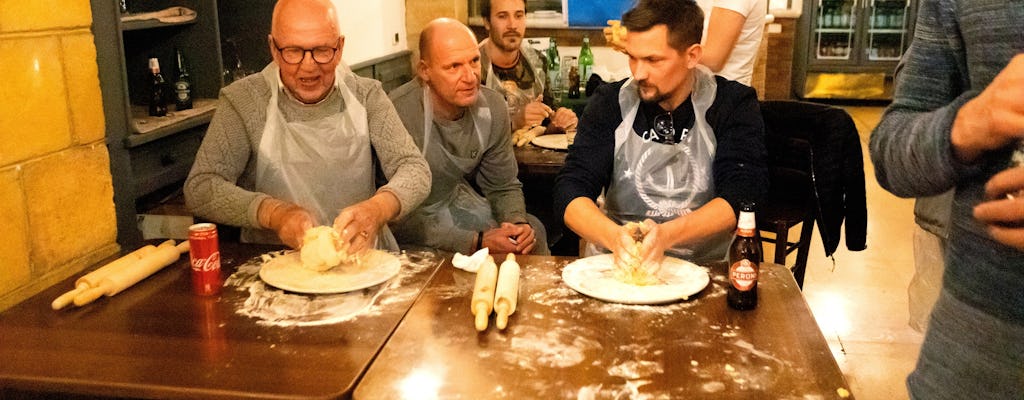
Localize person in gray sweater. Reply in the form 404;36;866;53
184;0;429;252
389;18;547;255
869;0;1023;397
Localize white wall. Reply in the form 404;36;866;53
333;0;408;65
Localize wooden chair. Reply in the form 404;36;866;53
756;101;819;288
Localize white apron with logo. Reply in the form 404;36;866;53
247;63;397;250
588;66;731;262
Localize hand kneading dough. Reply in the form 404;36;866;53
614;222;660;286
300;226;354;271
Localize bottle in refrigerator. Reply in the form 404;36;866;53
174;49;193;111
147;57;168;117
578;35;594;91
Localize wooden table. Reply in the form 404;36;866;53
354;256;853;399
514;143;567;178
0;242;444;399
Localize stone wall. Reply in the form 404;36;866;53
0;0;120;311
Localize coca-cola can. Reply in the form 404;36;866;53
188;223;222;296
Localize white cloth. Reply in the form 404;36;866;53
697;0;767;85
249;63;397;249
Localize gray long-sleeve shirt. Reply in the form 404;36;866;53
184;65;430;240
387;79;528;253
869;0;1024;324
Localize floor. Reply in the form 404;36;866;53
774;105;923;400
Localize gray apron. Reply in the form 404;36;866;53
416;85;495;232
590;66;731;262
247;63;397;250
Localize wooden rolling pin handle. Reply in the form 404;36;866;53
495;302;510;330
73;286;107;307
51;284;88;310
474;303;490;331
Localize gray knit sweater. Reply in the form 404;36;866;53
184;65;430;239
869;0;1024;324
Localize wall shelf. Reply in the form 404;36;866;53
121;17;197;31
125;98;218;148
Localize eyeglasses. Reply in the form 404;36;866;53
272;38;339;65
653;113;677;144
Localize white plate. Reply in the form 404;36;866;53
259;250;401;294
562;254;710;304
531;134;568;150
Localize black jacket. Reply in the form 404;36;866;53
761;101;868;255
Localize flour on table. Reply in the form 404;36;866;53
225;250;441;327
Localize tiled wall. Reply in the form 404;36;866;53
0;0;120;311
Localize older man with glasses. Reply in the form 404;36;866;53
185;0;430;253
554;0;767;267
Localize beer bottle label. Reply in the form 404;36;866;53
729;259;758;291
175;82;190;101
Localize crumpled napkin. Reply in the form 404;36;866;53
451;248;489;273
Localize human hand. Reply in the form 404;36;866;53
272;205;315;249
481;224;523;254
636;220;668;270
333;199;388;255
523;95;553;127
603;20;627;53
951;54;1024;163
503;222;537;254
611;220;663;280
548;107;578;132
974;166;1024;250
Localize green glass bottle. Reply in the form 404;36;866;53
545;38;561;92
578;35;594;91
174;48;193;111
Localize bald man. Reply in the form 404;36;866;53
185;0;430;252
388;18;548;255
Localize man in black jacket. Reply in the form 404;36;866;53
553;0;767;266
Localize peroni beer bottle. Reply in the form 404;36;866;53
728;203;761;310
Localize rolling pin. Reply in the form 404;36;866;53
494;254;521;330
471;255;499;331
73;240;191;307
50;241;169;310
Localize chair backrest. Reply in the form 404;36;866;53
760;101;816;206
760;100;867;255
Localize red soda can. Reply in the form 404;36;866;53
188;223;222;296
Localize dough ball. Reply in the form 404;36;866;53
300;226;351;271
